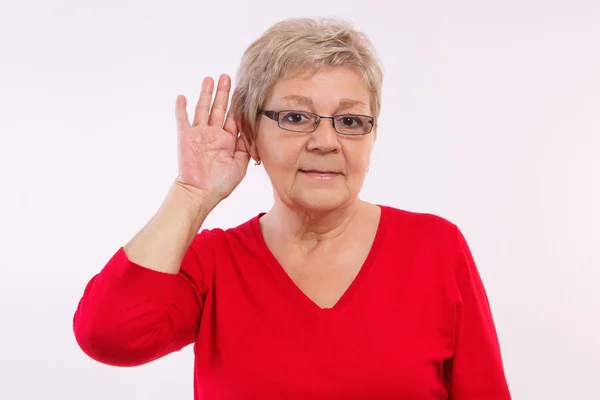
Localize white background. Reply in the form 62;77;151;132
1;0;599;399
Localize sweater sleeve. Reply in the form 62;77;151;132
73;231;213;367
444;226;512;399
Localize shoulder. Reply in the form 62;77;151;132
380;205;460;242
378;204;467;265
378;206;471;296
188;213;262;255
181;214;262;283
379;205;476;274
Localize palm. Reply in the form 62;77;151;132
175;74;250;201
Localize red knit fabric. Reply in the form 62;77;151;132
73;205;511;399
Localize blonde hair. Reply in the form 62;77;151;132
233;17;384;144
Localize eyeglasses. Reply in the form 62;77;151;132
258;109;375;136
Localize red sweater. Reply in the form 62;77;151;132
73;205;511;399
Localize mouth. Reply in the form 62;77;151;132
299;169;342;179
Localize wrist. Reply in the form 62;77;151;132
170;180;220;216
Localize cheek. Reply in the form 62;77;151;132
259;136;304;178
268;144;295;167
344;143;373;174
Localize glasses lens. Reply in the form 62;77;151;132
334;115;373;135
278;111;318;132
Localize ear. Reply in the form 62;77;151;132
236;116;259;162
372;122;378;142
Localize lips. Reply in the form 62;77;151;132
300;169;340;174
299;169;342;179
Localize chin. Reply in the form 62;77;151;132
293;189;352;212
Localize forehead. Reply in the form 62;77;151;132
267;66;371;110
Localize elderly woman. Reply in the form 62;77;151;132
73;17;511;399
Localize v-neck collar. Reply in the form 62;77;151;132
250;205;389;317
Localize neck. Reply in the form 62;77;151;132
262;198;365;247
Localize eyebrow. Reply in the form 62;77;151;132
280;95;368;114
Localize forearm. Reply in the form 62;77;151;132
73;181;213;365
124;181;218;274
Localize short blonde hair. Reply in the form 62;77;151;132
233;17;384;144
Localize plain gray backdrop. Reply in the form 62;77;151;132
1;0;599;399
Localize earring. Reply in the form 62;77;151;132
254;159;261;166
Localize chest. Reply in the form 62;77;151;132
195;253;458;400
276;244;371;309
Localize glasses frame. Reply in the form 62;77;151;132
258;109;375;136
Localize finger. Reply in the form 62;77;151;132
223;88;239;135
175;95;190;131
223;114;238;138
208;74;231;127
192;77;214;127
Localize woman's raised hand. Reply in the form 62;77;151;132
174;74;251;205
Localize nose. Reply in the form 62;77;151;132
306;118;341;153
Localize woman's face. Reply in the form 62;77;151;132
254;66;376;212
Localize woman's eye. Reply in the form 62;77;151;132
285;113;308;123
341;116;362;127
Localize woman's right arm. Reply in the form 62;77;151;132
72;184;216;366
73;74;251;366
